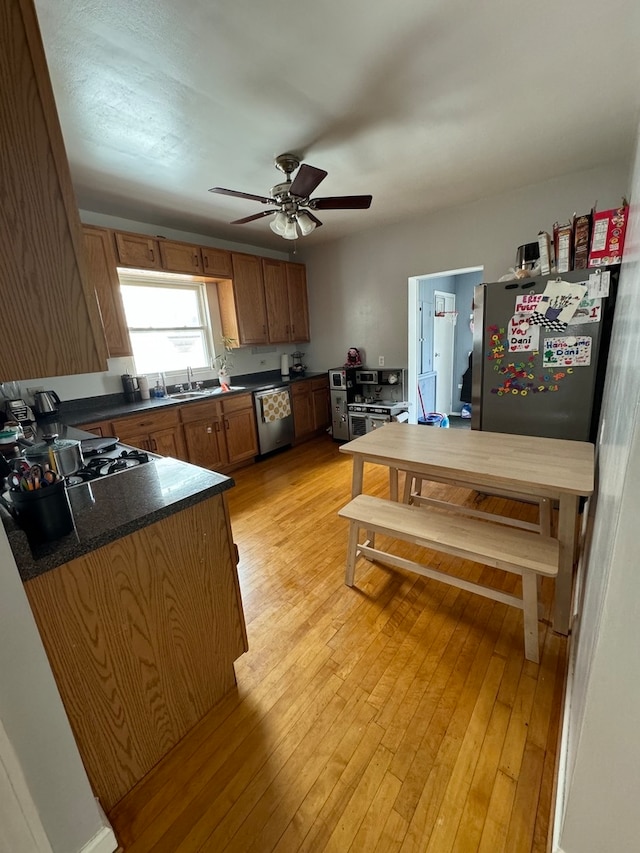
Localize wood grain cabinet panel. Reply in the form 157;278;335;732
158;239;203;274
292;378;329;441
217;254;269;345
262;258;290;343
201;247;233;278
286;262;310;343
0;0;108;380
77;419;113;437
24;495;248;812
113;231;161;269
291;381;314;439
262;259;310;344
111;409;187;459
83;226;132;358
181;394;257;470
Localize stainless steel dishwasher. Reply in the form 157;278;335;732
253;386;294;455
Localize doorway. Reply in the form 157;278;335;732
433;291;456;413
407;266;483;425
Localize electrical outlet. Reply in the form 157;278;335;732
378;356;385;366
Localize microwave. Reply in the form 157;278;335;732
356;369;379;384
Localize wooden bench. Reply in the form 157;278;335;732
402;473;553;536
338;494;559;663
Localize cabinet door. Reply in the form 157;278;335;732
312;381;330;430
286;263;310;342
77;420;113;437
182;418;226;469
0;2;108;381
262;259;290;343
151;426;187;460
83;226;132;358
222;408;258;463
291;384;313;438
114;231;161;269
201;247;233;278
222;254;268;345
116;430;151;452
158;240;203;274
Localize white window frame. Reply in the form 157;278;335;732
118;270;215;378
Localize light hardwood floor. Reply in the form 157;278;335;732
109;434;567;852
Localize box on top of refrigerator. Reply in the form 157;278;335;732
588;203;628;267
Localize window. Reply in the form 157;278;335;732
119;272;214;374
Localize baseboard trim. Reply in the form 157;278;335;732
79;801;118;853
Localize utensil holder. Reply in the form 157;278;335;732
4;480;74;544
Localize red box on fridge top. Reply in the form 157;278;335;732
588;204;628;267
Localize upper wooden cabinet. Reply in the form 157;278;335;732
0;0;108;381
112;231;234;279
218;253;269;345
83;226;132;358
113;231;161;269
201;247;233;278
158;239;204;274
262;259;311;344
286;262;310;343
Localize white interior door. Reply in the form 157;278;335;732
433;291;456;414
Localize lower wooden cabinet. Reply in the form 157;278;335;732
180;393;258;470
111;408;187;459
24;494;247;812
291;377;330;441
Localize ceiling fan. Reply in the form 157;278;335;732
209;153;372;240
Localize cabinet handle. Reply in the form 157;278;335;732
193;253;199;268
214;422;220;432
224;419;229;430
203;255;209;268
149;247;155;261
151;438;158;451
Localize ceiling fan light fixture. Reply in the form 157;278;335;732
296;212;316;236
269;211;288;235
282;218;298;240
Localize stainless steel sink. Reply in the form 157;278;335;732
169;391;208;400
170;386;246;400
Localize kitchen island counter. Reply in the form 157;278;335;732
2;428;234;581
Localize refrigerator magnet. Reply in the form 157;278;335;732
567;296;602;325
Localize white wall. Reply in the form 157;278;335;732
558;128;640;852
0;532;116;852
297;162;628;370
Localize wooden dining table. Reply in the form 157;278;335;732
339;423;594;635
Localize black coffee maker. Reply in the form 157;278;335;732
121;374;140;403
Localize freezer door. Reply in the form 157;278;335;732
474;268;618;441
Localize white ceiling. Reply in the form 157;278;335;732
35;0;640;251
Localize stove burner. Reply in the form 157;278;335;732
68;448;151;485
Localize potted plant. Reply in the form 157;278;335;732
213;336;236;384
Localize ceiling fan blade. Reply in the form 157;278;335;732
230;210;279;225
209;186;273;205
301;210;323;228
310;195;372;210
289;164;328;198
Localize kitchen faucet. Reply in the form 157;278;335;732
185;366;193;391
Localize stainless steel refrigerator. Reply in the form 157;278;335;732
471;266;619;441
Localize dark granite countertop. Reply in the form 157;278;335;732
62;370;326;427
3;457;234;582
1;423;234;582
2;370;327;581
